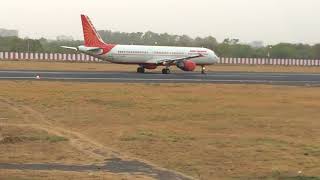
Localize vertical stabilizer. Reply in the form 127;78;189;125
81;14;106;47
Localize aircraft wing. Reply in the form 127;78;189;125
152;53;203;65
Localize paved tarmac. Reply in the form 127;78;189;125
1;70;320;85
0;158;192;180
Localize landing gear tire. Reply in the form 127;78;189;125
137;67;145;73
162;68;171;74
201;65;206;74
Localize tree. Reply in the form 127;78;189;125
313;44;320;59
270;44;293;58
0;30;319;59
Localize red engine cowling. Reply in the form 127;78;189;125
176;60;197;71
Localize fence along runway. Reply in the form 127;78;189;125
1;52;320;66
0;70;320;86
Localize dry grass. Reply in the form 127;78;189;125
0;170;154;180
1;60;320;73
210;64;320;73
0;126;87;164
0;60;136;72
0;81;320;179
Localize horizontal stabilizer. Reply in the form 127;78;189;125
77;46;103;54
61;46;103;54
61;46;78;51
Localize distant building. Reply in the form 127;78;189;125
0;28;18;37
56;35;74;41
249;41;264;48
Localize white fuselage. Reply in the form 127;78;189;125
80;45;219;65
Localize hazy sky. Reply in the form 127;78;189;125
1;0;320;44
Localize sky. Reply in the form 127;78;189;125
1;0;320;45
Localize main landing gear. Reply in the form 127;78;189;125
137;66;206;74
162;68;171;74
137;66;145;73
201;65;206;74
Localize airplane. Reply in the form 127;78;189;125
62;15;219;74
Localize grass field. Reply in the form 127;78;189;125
0;170;153;180
1;60;320;73
0;81;320;179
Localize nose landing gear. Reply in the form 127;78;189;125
201;65;206;74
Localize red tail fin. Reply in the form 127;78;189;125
81;15;106;47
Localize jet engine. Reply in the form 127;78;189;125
176;60;196;71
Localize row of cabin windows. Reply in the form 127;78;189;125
154;51;185;55
118;51;185;55
118;51;148;54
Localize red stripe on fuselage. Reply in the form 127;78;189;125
101;44;116;54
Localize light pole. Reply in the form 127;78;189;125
267;45;272;65
27;39;30;53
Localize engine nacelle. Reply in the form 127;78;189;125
176;60;197;71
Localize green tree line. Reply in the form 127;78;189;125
1;31;320;59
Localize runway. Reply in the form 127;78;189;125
0;70;320;85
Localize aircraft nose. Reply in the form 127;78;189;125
209;50;219;64
214;54;220;63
